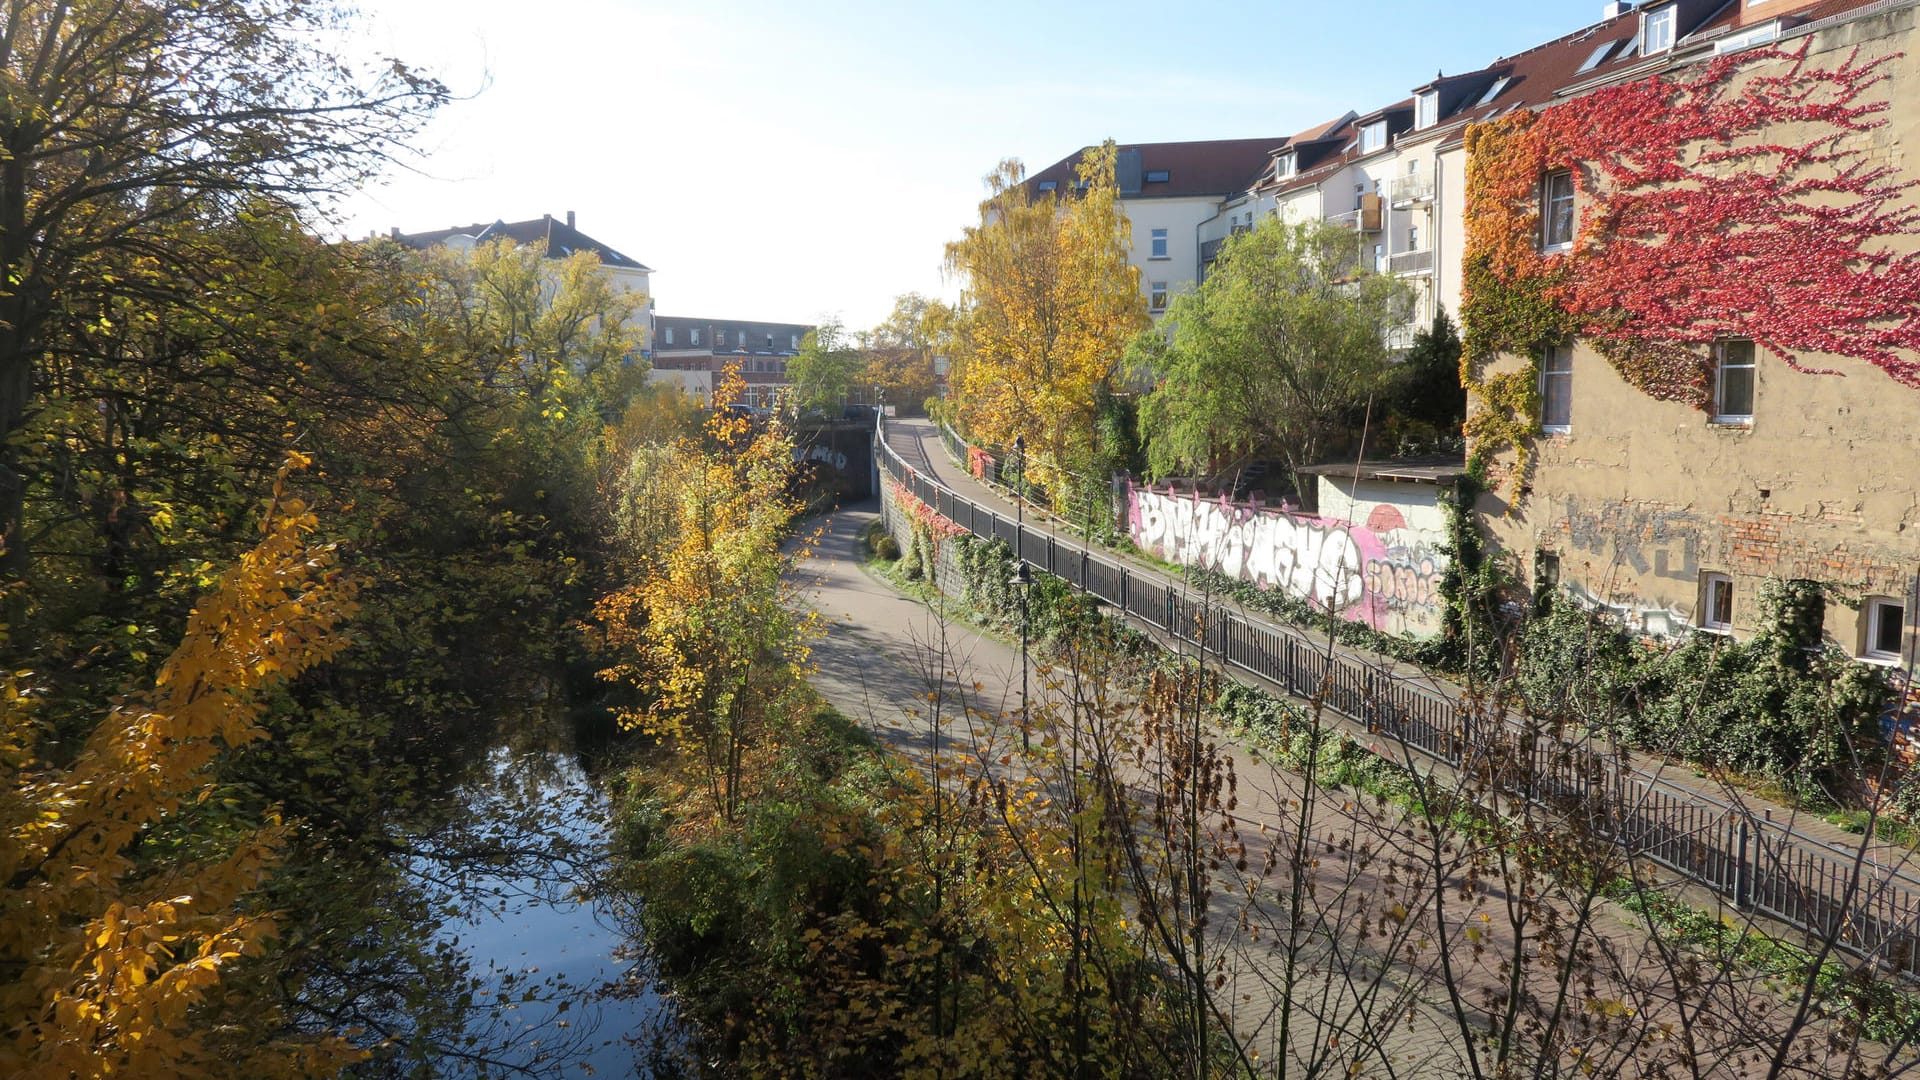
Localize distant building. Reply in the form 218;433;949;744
1025;138;1284;318
652;316;813;407
390;212;654;350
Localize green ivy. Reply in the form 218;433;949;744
1517;580;1895;795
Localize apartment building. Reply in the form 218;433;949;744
651;316;813;407
391;212;654;351
1435;0;1920;670
1025;139;1284;317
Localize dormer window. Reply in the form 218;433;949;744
1359;121;1387;154
1415;90;1438;129
1275;153;1296;180
1642;4;1676;53
1037;180;1057;192
1475;76;1512;108
1145;169;1170;183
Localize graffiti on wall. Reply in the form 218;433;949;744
1562;580;1695;639
1126;484;1449;637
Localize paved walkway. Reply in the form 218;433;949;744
792;499;1894;1075
883;417;1920;892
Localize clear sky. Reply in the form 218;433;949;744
333;0;1614;331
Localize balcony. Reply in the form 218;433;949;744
1384;322;1420;352
1389;248;1433;275
1390;173;1434;206
1327;196;1383;233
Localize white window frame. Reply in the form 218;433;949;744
664;326;675;345
1149;281;1169;312
1150;228;1169;259
1863;597;1907;664
1407;224;1421;252
1359;120;1387;154
1541;170;1576;251
1275;153;1296;180
1540;343;1573;434
1416;90;1438;129
790;333;799;349
1713;338;1756;424
1642;4;1676;53
1701;573;1735;634
690;328;702;345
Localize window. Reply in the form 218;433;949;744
1416;90;1438;129
664;327;675;345
1149;281;1168;311
1145;169;1170;183
1275;153;1296;180
1701;573;1734;633
1535;551;1562;592
1407;225;1420;251
1150;228;1169;259
1713;339;1755;423
1577;39;1620;74
1642;4;1676;53
1475;76;1512;107
1037;180;1057;192
1373;243;1385;273
1865;599;1907;662
1716;22;1781;54
1540;343;1573;432
766;333;775;347
1359;120;1387;154
690;328;701;345
1541;170;1575;250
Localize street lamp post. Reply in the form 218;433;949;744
1013;560;1034;750
1012;434;1025;528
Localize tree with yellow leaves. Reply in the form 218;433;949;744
596;369;816;823
0;455;360;1078
944;142;1147;492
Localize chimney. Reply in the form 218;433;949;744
389;226;400;239
1602;1;1635;16
566;210;576;228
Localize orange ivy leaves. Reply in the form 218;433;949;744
1;454;360;1078
1464;41;1920;411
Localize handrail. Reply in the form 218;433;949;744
874;415;1920;978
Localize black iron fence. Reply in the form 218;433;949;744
877;420;1920;979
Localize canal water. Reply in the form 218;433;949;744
426;725;679;1078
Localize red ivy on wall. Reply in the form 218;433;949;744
1464;41;1920;410
886;476;964;539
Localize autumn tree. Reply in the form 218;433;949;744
944;142;1147;490
596;370;816;822
1137;217;1411;496
0;457;360;1078
860;292;949;412
786;317;865;414
0;0;446;576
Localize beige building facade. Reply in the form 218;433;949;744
1462;0;1920;671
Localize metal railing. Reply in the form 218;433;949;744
876;418;1920;979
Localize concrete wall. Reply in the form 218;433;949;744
1122;479;1452;638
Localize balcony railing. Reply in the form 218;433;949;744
1327;205;1382;233
1389;248;1434;275
1390;173;1434;205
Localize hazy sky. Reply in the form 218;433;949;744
333;0;1614;330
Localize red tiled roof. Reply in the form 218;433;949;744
1026;137;1290;200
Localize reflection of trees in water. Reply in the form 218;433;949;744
264;675;665;1078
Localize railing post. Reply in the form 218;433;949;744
1736;817;1752;910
